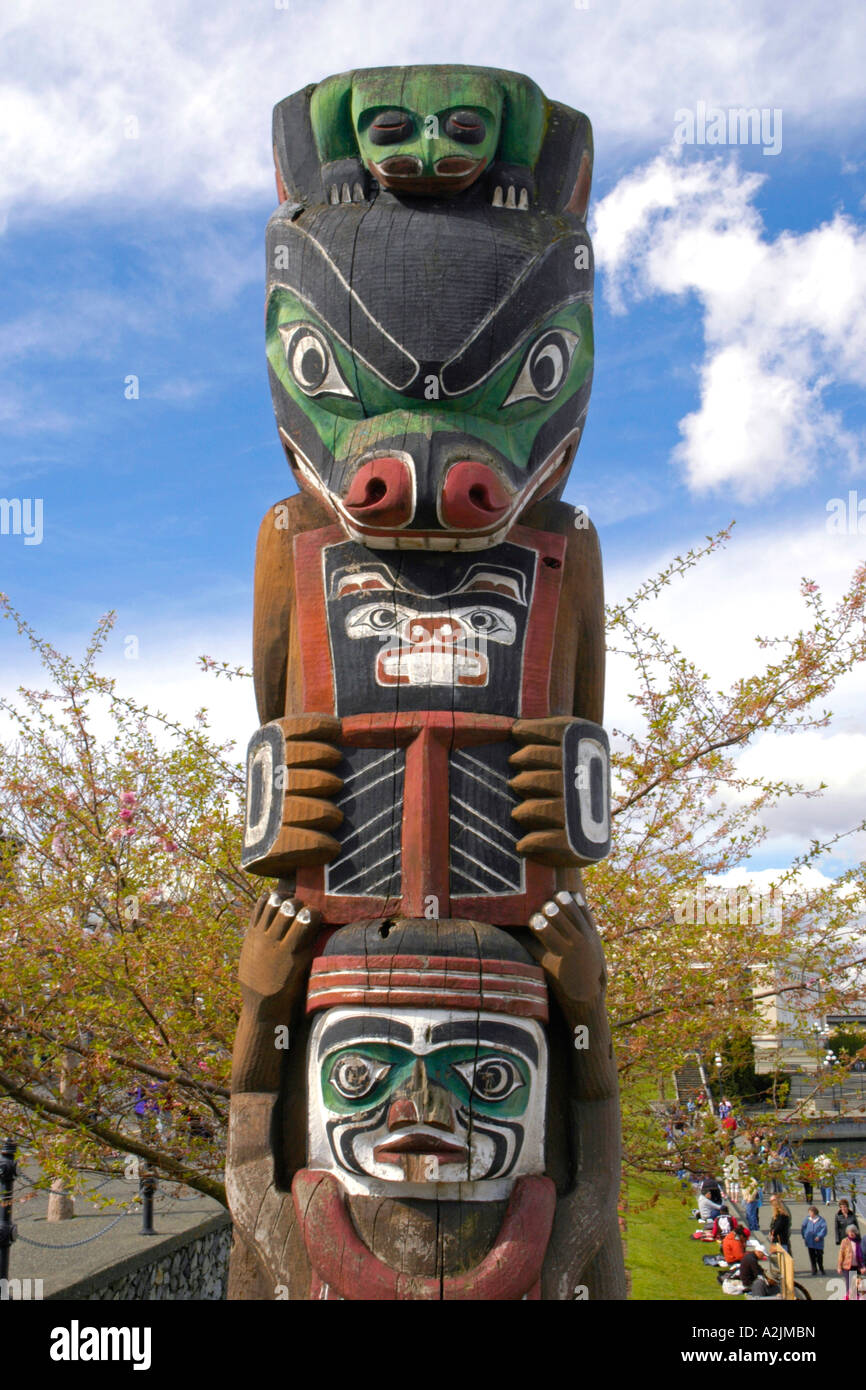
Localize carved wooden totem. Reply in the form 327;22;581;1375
226;65;626;1301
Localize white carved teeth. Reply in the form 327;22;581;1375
329;184;340;204
341;183;352;203
352;182;365;201
491;185;530;210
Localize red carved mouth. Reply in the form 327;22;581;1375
373;1132;468;1164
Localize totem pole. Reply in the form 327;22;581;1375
226;65;625;1301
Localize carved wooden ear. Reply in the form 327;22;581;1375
566;150;592;221
273;145;289;205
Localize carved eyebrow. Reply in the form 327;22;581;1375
428;1021;538;1065
317;1015;414;1059
440;236;591;397
269;225;418;391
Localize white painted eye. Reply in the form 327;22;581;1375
278;323;355;398
329;1053;391;1099
451;606;517;644
345;602;417;637
503;329;580;406
453;1055;525;1101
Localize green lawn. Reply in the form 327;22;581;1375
626;1173;730;1300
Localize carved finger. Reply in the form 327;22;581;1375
264;893;297;936
282;795;343;833
279;713;342;743
287;904;322;952
508;744;562;772
508;769;562;796
515;829;578;866
512;716;573;746
282;767;343;797
282;741;343;770
528;910;570;950
271;897;300;940
250;892;273;930
511;798;565;829
551;889;591;931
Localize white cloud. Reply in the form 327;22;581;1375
593;149;866;498
605;515;866;865
1;0;865;227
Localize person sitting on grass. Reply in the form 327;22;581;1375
711;1205;735;1238
698;1188;723;1222
722;1225;748;1266
740;1247;777;1299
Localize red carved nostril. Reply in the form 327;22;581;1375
387;1098;419;1129
343;457;414;529
441;461;511;531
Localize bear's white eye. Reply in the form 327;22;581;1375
503;329;579;406
278;324;355;399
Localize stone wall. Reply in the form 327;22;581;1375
47;1213;232;1301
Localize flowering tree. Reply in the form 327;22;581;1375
596;533;866;1183
0;534;864;1205
0;601;250;1203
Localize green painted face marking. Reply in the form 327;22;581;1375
266;287;593;474
321;1042;530;1119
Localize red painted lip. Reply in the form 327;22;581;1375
373;1132;468;1164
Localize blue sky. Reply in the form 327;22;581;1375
1;0;865;875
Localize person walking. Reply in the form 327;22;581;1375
835;1198;860;1246
723;1152;741;1204
815;1151;836;1204
801;1207;828;1276
742;1175;762;1233
767;1149;784;1195
837;1224;866;1300
769;1195;792;1255
798;1156;816;1204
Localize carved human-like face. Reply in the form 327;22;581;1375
307;1007;547;1197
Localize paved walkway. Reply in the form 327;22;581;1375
728;1189;855;1302
7;1162;226;1298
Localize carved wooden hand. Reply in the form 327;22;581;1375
525;890;607;1021
239;891;322;1020
509;716;580;866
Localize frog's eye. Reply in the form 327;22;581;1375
502;329;580;406
328;1052;392;1100
452;1055;525;1101
278;324;355;399
368;109;414;145
443;110;487;145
